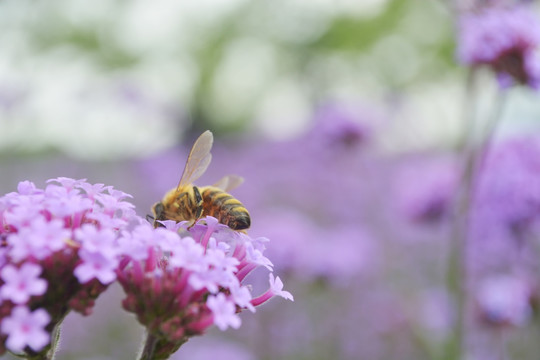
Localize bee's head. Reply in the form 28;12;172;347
151;202;165;228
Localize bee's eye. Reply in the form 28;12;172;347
153;203;165;217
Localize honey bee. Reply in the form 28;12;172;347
152;130;251;231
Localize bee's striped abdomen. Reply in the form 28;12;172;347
201;187;251;230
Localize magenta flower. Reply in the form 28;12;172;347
457;6;540;88
1;306;50;352
0;263;47;304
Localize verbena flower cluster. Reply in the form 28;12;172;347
0;178;291;359
0;177;137;356
117;218;292;358
457;5;540;88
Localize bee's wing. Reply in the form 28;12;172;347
213;175;244;192
177;130;214;189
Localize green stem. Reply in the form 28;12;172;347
46;322;62;360
138;333;158;360
444;67;478;360
445;69;507;360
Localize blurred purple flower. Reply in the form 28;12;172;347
393;154;458;224
469;136;540;272
475;274;532;327
457;6;540;88
309;102;373;148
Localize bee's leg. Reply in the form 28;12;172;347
188;186;204;229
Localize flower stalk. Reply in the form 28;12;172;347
446;67;508;359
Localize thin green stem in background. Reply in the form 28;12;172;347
444;67;508;360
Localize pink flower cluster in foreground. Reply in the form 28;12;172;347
0;178;137;356
117;217;292;358
0;178;291;358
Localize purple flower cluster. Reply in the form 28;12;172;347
469;136;540;273
0;177;138;356
457;6;540;88
116;217;292;359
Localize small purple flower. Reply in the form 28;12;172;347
95;193;136;219
117;226;154;262
168;237;207;271
76;182;112;200
47;177;87;190
158;219;189;232
75;224;118;257
16;181;42;196
457;6;540;88
44;185;93;218
0;263;47;304
74;249;119;285
207;293;241;331
7;217;68;262
1;306;50;352
244;241;273;271
230;283;255;313
251;273;294;306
